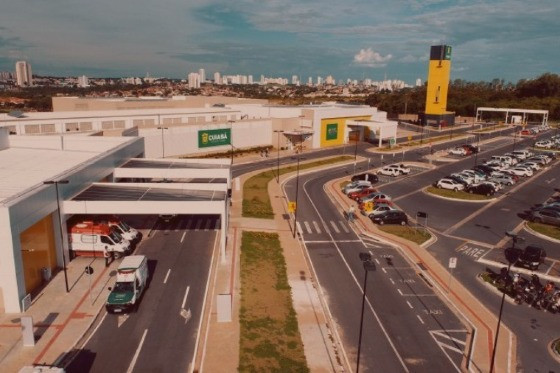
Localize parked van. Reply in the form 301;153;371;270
106;255;149;313
511;150;532;160
491;155;514;166
84;216;142;244
69;222;131;259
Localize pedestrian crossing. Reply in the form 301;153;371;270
159;215;221;232
297;219;353;235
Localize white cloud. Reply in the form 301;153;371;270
353;48;392;67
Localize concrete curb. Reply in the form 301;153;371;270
422;187;497;203
522;222;560;244
547;339;560;364
477;257;560;283
475;273;517;305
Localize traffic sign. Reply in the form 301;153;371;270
389;138;396;147
448;257;457;269
365;201;374;211
416;211;428;218
85;266;94;275
288;201;297;213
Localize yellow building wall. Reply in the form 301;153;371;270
425;59;451;115
320;116;371;147
20;215;57;294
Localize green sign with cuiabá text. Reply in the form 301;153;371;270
198;128;231;148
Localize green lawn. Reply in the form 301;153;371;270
426;186;494;201
527;222;560;241
377;225;431;245
239;231;309;373
242;156;352;218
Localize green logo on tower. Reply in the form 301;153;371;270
326;123;338;140
198;128;231;148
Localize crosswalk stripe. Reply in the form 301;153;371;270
312;221;322;234
204;219;212;231
195;219;203;230
431;331;467;346
296;222;303;236
330;221;340;233
304;221;312;234
339;221;350;233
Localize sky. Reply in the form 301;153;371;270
1;0;559;85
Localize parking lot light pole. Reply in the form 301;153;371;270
292;156;305;238
157;126;169;158
357;252;376;373
274;130;284;183
44;180;70;293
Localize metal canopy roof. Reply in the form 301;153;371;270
72;184;226;202
121;159;230;169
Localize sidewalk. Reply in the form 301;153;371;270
0;256;119;372
199;158;353;373
325;177;517;373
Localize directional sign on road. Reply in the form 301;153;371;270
448;257;457;269
288;201;297;213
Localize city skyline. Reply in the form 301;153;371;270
0;0;559;83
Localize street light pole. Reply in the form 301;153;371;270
157;126;168;158
357;252;376;373
292;156;305;238
44;180;70;293
274;130;284;183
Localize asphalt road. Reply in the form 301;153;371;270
66;215;218;373
284;164;468;372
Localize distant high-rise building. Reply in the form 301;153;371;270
77;75;89;88
0;71;12;81
416;78;422;87
308;77;313;86
214;72;221;84
240;75;248;85
15;61;32;87
325;75;335;85
317;76;323;85
198;68;206;83
248;75;253;84
291;75;299;85
188;72;200;88
260;75;265;85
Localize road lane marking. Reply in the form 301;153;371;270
406;301;413;309
329;221;340;233
180;231;187;243
164;269;171;284
181;286;190;309
304;221;312;234
416;315;425;324
431;330;467;346
312;221;322;233
389;278;395;285
339;221;350;233
126;329;148;373
82;312;107;346
381;267;387;274
375;259;380;265
397;289;403;296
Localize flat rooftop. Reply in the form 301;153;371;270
121;159;230;169
72;185;226;202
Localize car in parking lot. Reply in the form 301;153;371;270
351;172;379;183
358;199;393;211
449;147;468;156
462;144;479;154
516;245;547;270
436;178;465;191
388;164;411;175
518;161;541;171
526;156;548;166
535;140;554;149
359;192;392;204
465;183;496;196
348;187;378;201
370;210;408;226
448;174;471;187
461;170;485;183
473;165;495;177
377;166;401;177
159;214;177;223
506;167;533;177
343;180;372;194
365;203;396;218
530;208;560;226
489;174;516;186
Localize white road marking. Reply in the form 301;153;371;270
330;221;340;233
406;301;413;309
416;315;425;324
397;289;403;296
339;221;350;233
375;259;380;265
389;278;395;285
296;222;303;235
164;269;171;284
235;177;240;191
126;329;148;373
382;267;387;274
180;231;187;243
117;314;130;328
312;221;322;234
83;312;107;346
304;221;312;234
181;286;190;309
431;330;467;346
195;219;203;230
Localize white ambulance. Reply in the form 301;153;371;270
69;222;132;259
83;216;142;244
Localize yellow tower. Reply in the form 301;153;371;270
422;45;454;127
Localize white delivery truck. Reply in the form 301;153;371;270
69;222;131;259
106;255;148;313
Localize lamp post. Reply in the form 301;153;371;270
357;252;376;373
274;130;284;183
512;127;518;152
474;133;480;167
292;156;305;238
157;126;168;158
489;231;522;373
43;180;70;293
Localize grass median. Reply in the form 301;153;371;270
426;186;494;201
377;225;431;245
239;231;309;372
243;155;352;218
527;222;560;241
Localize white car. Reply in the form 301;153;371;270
519;161;541;171
449;147;467;156
388;164;411;175
482;180;502;191
366;204;396;217
483;161;507;171
529;155;551;164
451;173;474;185
343;180;372;194
461;170;485;183
378;166;400;177
535;140;554;149
489;175;516;186
507;167;533;177
436;178;465;191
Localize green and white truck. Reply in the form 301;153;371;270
106;255;148;313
